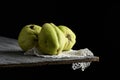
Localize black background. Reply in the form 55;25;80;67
0;1;119;79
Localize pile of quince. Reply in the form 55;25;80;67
18;23;76;55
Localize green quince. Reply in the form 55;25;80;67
18;24;42;51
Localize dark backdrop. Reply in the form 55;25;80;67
0;1;119;79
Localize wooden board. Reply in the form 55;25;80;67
0;36;99;68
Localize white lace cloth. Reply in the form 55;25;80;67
24;48;94;71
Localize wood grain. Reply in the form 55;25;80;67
0;36;99;68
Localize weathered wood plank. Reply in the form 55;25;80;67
0;36;99;68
